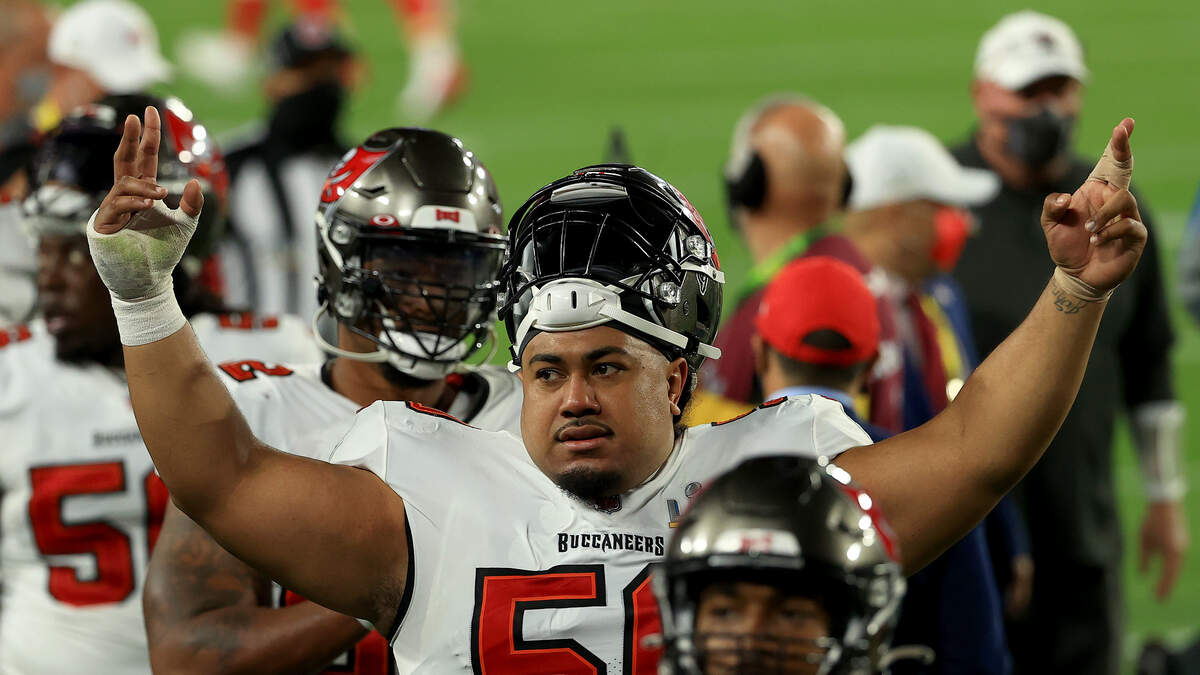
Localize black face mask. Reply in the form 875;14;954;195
1005;108;1075;169
268;82;345;149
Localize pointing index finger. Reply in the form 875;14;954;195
138;105;161;183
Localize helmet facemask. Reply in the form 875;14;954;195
656;457;906;675
317;215;506;380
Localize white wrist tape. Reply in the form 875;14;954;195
1053;266;1114;303
1132;400;1187;502
86;201;198;301
86;200;199;346
111;286;187;346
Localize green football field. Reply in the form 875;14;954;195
131;0;1198;665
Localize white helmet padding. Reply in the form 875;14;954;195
509;278;721;371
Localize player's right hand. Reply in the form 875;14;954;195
87;106;204;302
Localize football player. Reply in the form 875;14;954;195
91;108;1144;673
178;0;464;121
0;97;318;675
143;127;519;674
655;455;905;675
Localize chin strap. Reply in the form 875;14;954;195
310;302;462;379
509;278;721;369
312;302;390;363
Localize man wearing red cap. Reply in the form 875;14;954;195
754;256;1011;674
753;256;883;435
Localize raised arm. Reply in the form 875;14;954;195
144;503;368;675
88;108;408;630
838;119;1146;572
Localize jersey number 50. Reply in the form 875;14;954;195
28;461;168;606
471;564;660;675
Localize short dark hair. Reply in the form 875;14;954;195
769;329;872;392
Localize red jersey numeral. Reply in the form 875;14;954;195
283;590;393;674
470;564;660;675
28;462;169;607
622;567;662;675
218;360;295;382
0;324;32;348
217;313;280;330
144;470;168;552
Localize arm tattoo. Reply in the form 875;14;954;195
145;506;270;665
1050;280;1086;314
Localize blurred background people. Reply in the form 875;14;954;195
216;16;356;322
177;0;464;121
754;255;1010;674
697;94;905;433
0;0;172;325
1178;185;1200;323
950;11;1187;673
843;126;997;428
1;95;317;675
0;0;52;133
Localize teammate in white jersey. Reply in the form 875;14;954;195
0;98;317;675
92;109;1146;674
144;128;522;674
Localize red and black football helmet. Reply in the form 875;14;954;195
23;93;229;282
498;164;724;410
314;127;506;379
656;455;906;675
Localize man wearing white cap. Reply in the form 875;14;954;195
951;11;1186;674
0;0;173;325
40;0;171;132
844;126;1027;673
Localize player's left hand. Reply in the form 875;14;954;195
1041;118;1146;294
1139;499;1188;601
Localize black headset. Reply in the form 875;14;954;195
722;95;854;224
723;150;767;212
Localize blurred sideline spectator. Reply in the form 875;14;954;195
843;126;997;426
693;95;904;433
177;0;464;121
1177;184;1200;322
0;0;172;325
216;16;355;323
0;0;52;128
754;256;1007;674
840;126;1016;673
950;11;1187;673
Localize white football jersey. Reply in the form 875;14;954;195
327;395;870;674
0;314;317;675
218;359;523;675
191;311;322;366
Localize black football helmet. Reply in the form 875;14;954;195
23;93;229;277
498;164;724;398
314;127;506;379
656;455;905;675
